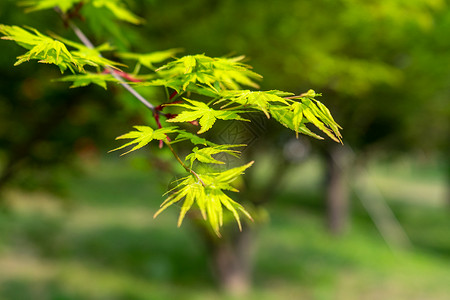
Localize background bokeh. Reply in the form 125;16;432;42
0;0;449;299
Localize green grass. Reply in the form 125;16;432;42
0;156;449;300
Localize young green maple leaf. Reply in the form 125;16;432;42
22;0;143;24
155;54;262;92
58;73;118;89
212;55;262;90
154;161;254;236
269;104;325;140
0;25;124;73
0;25;84;73
21;0;82;13
111;126;178;155
211;161;255;188
268;90;343;143
166;99;249;134
217;90;291;118
94;0;144;25
118;48;182;70
303;99;343;143
302;106;341;143
172;131;218;147
278;89;342;142
185;144;245;166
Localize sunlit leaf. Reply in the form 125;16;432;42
156;54;262;92
21;0;82;13
95;0;144;24
185;144;244;166
118;48;182;70
58;73;118;89
0;25;83;73
111;126;178;155
217;90;290;118
167;99;249;134
154;161;254;236
22;0;144;24
0;25;124;73
172;131;218;146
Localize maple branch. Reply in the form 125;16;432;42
55;7;156;111
164;141;206;186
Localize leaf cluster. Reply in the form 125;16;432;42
0;25;121;74
154;162;254;236
149;54;262;92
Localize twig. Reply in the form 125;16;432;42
164;141;206;186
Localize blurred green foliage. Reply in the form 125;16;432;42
0;158;448;299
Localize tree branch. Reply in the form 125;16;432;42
55;7;156;111
164;141;206;186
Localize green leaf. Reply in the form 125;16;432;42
270;101;304;138
118;48;182;70
58;73;118;89
21;0;143;24
213;161;254;184
177;186;196;227
291;102;303;138
183;55;197;73
111;126;178;155
95;0;144;24
20;0;82;13
0;25;84;73
185;144;244;166
0;25;124;73
156;54;262;92
302;101;342;143
269;104;324;140
306;99;343;142
172;131;218;147
167;99;248;134
154;161;254;236
268;93;343;143
218;90;289;118
297;124;325;140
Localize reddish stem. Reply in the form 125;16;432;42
169;91;178;100
103;69;142;83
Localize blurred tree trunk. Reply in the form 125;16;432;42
325;145;351;235
208;225;254;296
191;146;290;295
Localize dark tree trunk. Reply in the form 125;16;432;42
325;145;350;235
